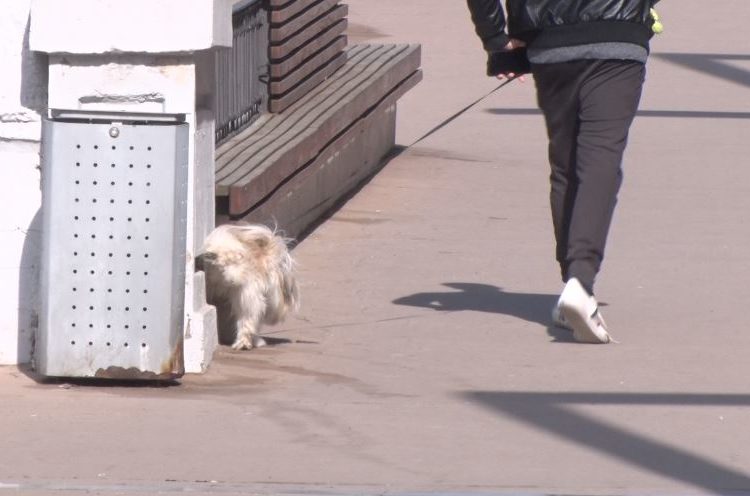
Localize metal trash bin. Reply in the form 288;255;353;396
37;110;189;380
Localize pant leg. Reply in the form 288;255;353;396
565;60;645;292
533;61;588;285
534;60;645;294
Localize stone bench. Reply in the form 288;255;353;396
215;43;422;238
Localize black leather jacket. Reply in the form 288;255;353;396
467;0;659;53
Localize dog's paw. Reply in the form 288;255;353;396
252;335;267;348
231;336;254;351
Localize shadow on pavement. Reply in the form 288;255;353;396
393;282;575;342
655;52;750;88
486;53;750;121
486;108;750;119
461;391;750;493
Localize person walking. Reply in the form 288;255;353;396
467;0;662;343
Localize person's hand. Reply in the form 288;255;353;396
504;38;526;51
498;38;528;82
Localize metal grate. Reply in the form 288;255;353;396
215;0;269;145
37;111;189;380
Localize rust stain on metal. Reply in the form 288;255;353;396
94;366;165;381
161;337;185;378
93;339;184;381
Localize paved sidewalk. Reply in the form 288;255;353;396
2;1;750;495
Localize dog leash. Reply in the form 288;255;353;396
407;78;515;149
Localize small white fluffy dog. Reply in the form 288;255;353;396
201;223;299;350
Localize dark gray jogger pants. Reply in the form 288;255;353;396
533;59;645;294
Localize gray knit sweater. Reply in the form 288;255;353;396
528;42;648;64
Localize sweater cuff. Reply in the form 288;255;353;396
483;32;511;52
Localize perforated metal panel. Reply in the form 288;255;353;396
37;111;189;380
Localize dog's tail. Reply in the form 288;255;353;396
267;261;300;325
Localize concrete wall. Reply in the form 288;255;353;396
30;0;233;54
0;0;48;364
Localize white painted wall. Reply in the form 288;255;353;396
47;54;197;114
31;0;233;54
0;0;47;365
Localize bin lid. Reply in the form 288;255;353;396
49;109;186;125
